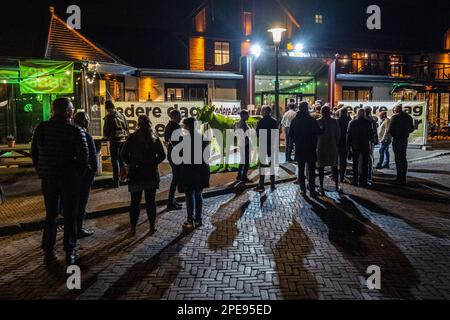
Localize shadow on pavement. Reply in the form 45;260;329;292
273;218;318;299
348;194;450;239
100;229;194;299
305;195;420;299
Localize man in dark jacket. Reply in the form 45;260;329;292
347;109;374;187
255;106;278;191
164;109;183;210
289;102;322;196
387;105;415;185
103;101;129;188
31;97;89;266
337;107;351;182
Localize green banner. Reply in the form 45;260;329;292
19;60;74;94
0;69;20;84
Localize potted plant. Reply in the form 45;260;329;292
6;135;15;148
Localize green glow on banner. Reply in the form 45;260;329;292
0;69;20;84
19;60;74;94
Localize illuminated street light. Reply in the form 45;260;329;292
294;42;304;52
268;27;286;122
250;44;262;57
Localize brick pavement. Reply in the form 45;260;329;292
1;161;450;300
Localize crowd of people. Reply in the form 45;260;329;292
281;99;415;196
31;97;414;266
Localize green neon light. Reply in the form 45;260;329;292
19;60;74;94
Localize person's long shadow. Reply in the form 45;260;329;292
368;179;450;206
408;168;450;176
207;190;269;250
100;229;195;299
348;194;450;239
305;195;420;299
272;218;318;299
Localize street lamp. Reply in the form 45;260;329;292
268;27;286;122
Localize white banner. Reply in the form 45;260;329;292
339;101;427;145
114;101;204;137
212;100;241;116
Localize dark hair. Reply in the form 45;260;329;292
52;97;71;115
339;107;348;118
105;101;115;110
169;109;181;119
183;117;196;133
262;106;272;115
137;115;156;142
298;101;309;113
321;106;331;117
73;111;89;128
239;110;249;118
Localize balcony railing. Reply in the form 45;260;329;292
336;57;450;81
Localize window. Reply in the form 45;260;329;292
342;87;372;101
165;84;208;102
214;42;230;66
315;14;323;24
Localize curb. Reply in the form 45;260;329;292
0;176;297;237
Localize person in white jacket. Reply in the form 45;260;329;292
376;111;392;169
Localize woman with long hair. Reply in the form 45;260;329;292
121;115;166;236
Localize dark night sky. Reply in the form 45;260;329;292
0;0;449;68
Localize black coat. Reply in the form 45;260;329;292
337;116;351;148
388;112;415;140
289;112;322;162
31;115;89;179
178;135;210;192
347;117;374;151
256;115;278;157
121;131;166;188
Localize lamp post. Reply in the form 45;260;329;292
268;28;286;122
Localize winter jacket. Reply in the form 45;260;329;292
317;117;341;167
388;112;415;140
289;112;323;162
31;115;89;179
121;131;166;191
103;110;129;142
347;117;374;151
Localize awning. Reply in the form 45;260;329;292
391;82;450;93
138;69;244;80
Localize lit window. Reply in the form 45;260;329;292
214;42;230;66
315;14;323;24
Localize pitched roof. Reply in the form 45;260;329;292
45;8;127;64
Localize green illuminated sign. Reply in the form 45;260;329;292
19;60;74;94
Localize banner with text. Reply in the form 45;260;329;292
114;101;204;137
339;101;427;145
212;100;241;116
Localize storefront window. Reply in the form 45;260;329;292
342;87;372;101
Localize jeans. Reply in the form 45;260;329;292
393;138;408;182
130;189;157;227
298;159;316;192
285;127;293;160
110;141;124;184
168;162;181;204
186;187;203;221
77;171;95;235
377;141;391;167
41;176;80;253
352;149;369;185
338;147;347;182
237;144;250;180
